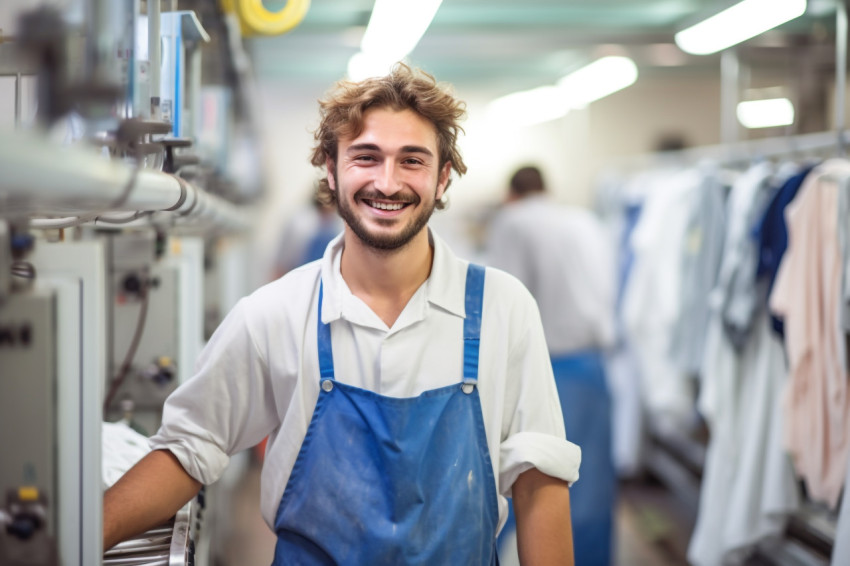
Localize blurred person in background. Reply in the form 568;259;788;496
487;165;617;566
271;190;344;280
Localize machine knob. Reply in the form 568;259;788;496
122;273;143;295
6;515;39;540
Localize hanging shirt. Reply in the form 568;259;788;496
486;194;616;355
838;175;850;336
670;162;728;375
689;161;802;566
149;229;581;532
717;161;779;350
769;159;850;509
754;166;815;337
622;167;701;429
688;312;800;566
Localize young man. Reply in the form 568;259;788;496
104;65;580;564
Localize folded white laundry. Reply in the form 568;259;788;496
102;421;151;490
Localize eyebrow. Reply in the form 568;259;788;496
346;143;434;157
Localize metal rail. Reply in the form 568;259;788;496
0;130;252;233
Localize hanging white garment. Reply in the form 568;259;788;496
597;171;654;477
621;167;701;430
669;163;727;375
688;312;800;566
689;161;800;566
697;161;773;424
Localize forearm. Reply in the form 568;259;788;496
103;449;202;550
513;467;574;565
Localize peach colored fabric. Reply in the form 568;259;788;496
770;160;850;509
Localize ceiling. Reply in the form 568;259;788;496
243;0;840;95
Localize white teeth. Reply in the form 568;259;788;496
370;201;404;211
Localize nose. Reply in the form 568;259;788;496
372;160;403;196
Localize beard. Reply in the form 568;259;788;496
336;180;438;252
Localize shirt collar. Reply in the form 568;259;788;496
319;227;468;325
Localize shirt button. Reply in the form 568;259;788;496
321;380;334;392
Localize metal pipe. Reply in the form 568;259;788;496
14;73;21;128
720;48;740;148
617;129;842;170
836;0;848;156
148;0;162;119
0;131;251;232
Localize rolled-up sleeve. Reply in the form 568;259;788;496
149;297;279;485
500;432;581;495
495;280;582;497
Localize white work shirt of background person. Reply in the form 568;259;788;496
149;229;581;533
488;194;616;355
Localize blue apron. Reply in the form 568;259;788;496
551;351;615;566
498;350;615;566
272;263;500;565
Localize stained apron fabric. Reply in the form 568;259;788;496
498;349;614;566
272;263;500;565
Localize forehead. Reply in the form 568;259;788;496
341;107;439;151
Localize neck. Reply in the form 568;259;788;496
340;227;433;327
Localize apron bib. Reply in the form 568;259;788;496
272;264;499;565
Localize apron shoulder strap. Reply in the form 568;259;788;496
317;281;335;379
463;263;486;384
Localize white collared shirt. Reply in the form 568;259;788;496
150;229;581;532
486;195;616;355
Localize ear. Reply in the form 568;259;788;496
435;162;452;200
326;158;337;191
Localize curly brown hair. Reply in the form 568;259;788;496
310;63;467;210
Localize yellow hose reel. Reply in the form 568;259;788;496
221;0;310;37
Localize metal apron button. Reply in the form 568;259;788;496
321;380;334;392
461;383;475;394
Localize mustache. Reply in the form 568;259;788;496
355;189;420;204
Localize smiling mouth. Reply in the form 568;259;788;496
362;199;410;211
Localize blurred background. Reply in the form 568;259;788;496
1;0;849;565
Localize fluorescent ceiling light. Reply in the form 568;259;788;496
675;0;807;55
488;86;572;127
737;98;795;128
556;56;638;109
347;52;396;82
361;0;443;62
347;0;443;81
488;56;639;127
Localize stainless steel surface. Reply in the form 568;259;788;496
106;232;181;430
0;290;57;532
103;503;192;565
168;504;192;566
30;240;108;566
